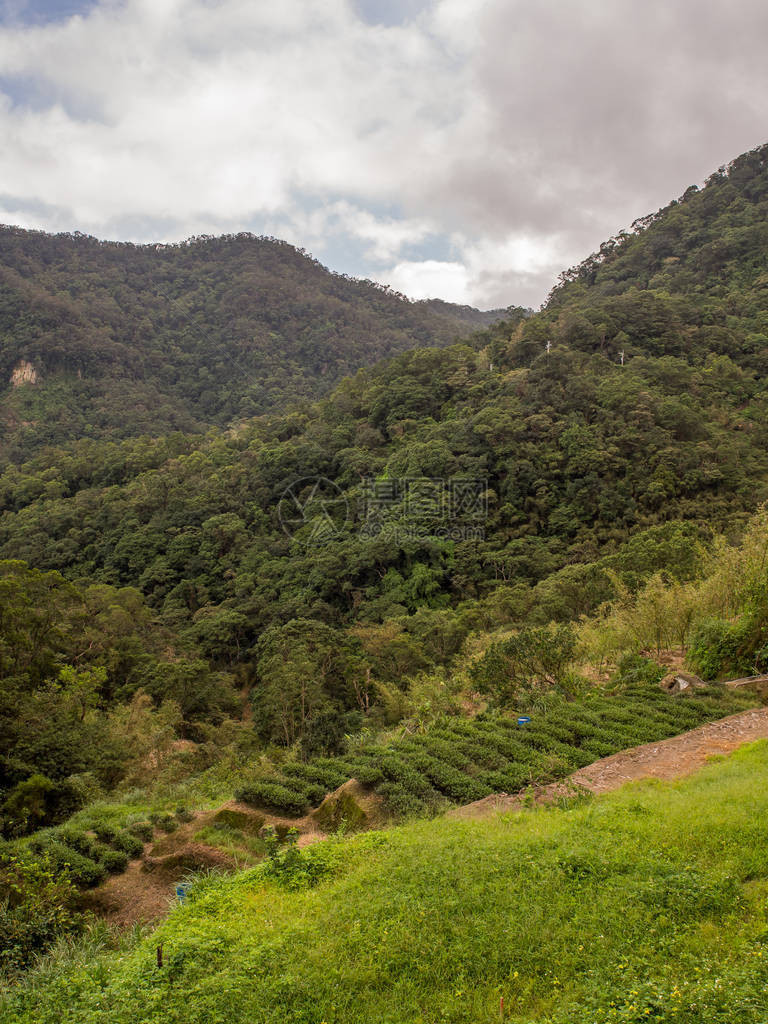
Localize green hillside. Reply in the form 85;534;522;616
0;227;515;459
2;150;768;698
3;146;768;819
4;741;768;1024
3;145;768;992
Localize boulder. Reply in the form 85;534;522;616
658;671;707;695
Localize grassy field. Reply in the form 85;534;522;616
4;740;768;1023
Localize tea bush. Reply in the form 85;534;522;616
235;781;308;816
109;830;143;858
27;838;105;889
126;821;154;842
98;848;129;874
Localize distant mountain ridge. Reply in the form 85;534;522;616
0;227;521;459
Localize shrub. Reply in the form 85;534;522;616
376;754;440;801
470;624;577;705
52;828;96;858
262;827;331;889
376;783;428;818
175;806;194;823
349;761;385;787
300;710;362;760
127;820;154;842
579;739;618;760
402;752;489;803
687;617;754;680
1;776;61;838
60;773;102;809
99;848;129;874
416;736;473;771
0;852;81;973
291;781;326;807
93;824;117;844
609;653;666;689
110;830;144;858
281;760;352;791
28;839;105;889
453;742;507;771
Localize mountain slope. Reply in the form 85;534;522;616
550;143;768;305
3;144;768;845
0;227;517;459
3;146;768;649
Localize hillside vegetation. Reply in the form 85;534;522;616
0;227;515;458
3;145;768;986
4;741;768;1024
232;682;754;817
2;148;768;766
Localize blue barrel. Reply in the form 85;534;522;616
517;716;532;726
175;884;188;904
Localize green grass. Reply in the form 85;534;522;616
192;824;266;864
5;741;768;1023
236;683;758;816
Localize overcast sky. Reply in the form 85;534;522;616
1;0;767;309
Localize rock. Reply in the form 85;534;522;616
659;671;707;695
312;779;382;834
9;360;39;386
212;807;265;834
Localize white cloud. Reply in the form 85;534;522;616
385;259;470;303
319;203;432;263
1;0;768;308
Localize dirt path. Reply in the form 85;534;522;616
82;799;335;926
450;706;768;821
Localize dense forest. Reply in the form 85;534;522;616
3;144;768;974
0;227;515;460
2;144;768;753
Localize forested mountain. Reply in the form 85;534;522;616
0;227;515;460
3;143;768;858
5;145;768;611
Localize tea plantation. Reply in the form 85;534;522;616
236;684;757;817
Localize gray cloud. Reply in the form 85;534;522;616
0;0;767;308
